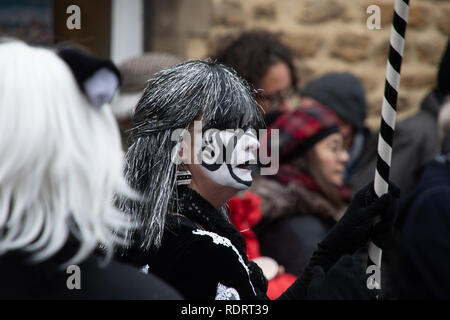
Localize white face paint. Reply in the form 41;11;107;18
200;128;259;190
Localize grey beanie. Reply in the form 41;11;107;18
111;52;183;119
301;72;367;131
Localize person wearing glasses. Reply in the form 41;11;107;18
249;105;355;278
213;29;298;126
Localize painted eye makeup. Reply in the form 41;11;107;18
198;128;258;190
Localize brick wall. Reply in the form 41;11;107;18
151;0;449;130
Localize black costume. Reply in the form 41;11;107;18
396;158;450;298
122;186;269;299
121;185;390;300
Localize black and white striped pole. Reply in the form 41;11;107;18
367;0;410;290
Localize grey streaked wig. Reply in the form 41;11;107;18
119;60;264;250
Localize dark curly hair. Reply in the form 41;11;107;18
212;29;299;91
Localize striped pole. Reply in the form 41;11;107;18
367;0;410;290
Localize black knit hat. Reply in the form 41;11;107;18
301;72;367;131
438;39;450;96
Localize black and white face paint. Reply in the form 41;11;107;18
200;129;259;190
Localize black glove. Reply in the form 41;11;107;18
278;181;399;300
306;255;377;300
324;181;399;256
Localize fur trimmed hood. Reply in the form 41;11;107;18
250;176;344;225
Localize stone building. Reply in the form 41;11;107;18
149;0;449;129
2;0;448;128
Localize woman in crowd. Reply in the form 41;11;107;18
118;59;398;300
213;29;298;125
250;105;352;277
0;40;181;299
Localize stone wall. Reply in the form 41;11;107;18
150;0;449;130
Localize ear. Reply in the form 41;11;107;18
179;130;193;164
58;48;121;108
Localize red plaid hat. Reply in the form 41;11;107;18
267;105;340;163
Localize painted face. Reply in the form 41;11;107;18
200;129;259;190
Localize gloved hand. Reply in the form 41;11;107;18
321;181;400;259
301;181;399;288
306;255;377;300
277;181;399;300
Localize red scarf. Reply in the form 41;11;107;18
273;164;352;203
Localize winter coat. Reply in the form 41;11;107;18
348;90;441;195
119;186;309;300
396;158;450;299
250;176;343;277
228;192;297;300
120;186;269;300
0;238;182;299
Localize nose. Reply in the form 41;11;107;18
244;133;260;151
278;98;291;113
339;149;350;164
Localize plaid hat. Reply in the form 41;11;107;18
268;105;340;163
111;52;182;119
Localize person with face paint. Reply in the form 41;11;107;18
118;60;399;300
196;127;260;190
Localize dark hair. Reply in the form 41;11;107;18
212;30;298;91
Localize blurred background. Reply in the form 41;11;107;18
0;0;448;129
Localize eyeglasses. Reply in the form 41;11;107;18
329;144;349;159
258;88;294;111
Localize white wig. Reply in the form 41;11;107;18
0;41;135;266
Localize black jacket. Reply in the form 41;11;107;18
125;215;265;300
396;158;450;299
0;240;182;300
120;186;311;300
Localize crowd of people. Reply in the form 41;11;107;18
0;30;449;300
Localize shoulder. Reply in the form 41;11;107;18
396;111;438;144
166;219;249;275
410;185;450;215
0;250;182;300
404;184;450;243
73;254;183;299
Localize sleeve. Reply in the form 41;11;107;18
259;215;328;276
